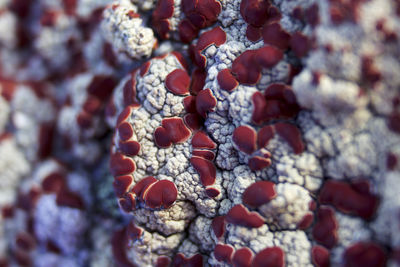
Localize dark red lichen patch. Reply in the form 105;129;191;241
297;212;314;230
361;56;382;84
184;113;204;131
119;140;141;157
212;216;226;239
152;0;174;39
231;50;261;85
246;25;262;42
132;176;158;200
290;32;310;58
240;0;270;27
190;68;206;95
165;69;191;95
218;68;239;92
343;242;387;267
111;227;136;267
312;206;338;249
262;22;291;50
16;232;35;251
183;95;197;113
119;193;136;212
194;27;227;68
123;73;140;107
196;88;217;118
140;61;151;77
257;125;275;148
275;123;304;154
191;131;216;149
248;156;272;171
42;172;65;193
312;245;330;267
173;253;203;267
118;122;134;141
156;256;171;267
143;179;178;209
232;247;254;267
192;149;215;161
190;156;216;186
387;152;398;170
179;19;199;43
253;247;285;267
252;92;267;124
388;112;400;134
319;180;379;220
126;221;143;241
205;187;220;198
226;204;264;228
154;117;192;148
214;244;234;264
255;45;283;68
113;175;133;198
110;152;136;176
232;125;257;155
242;181;276;208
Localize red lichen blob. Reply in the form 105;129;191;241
165;69;191;95
242;181;277;208
275;123;304;154
252;247;285;267
232;125;257;155
190;156;216;186
343;242;387;267
143;180;178;209
218;68;239;92
226;204;264;228
232;247;253;267
312;206;338;249
214;244;234;264
311;245;330;267
196;88;217;118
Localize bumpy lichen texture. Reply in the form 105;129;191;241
0;0;400;266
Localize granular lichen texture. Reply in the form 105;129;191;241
0;0;399;266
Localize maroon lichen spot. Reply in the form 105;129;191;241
152;0;174;39
191;131;216;149
312;245;330;267
262;22;291;50
217;68;239;92
143;180;178;209
119;140;141;157
290;32;310;58
77;112;92;129
156;256;171;267
183;96;197;113
182;0;222;28
214;244;234;264
111;228;135;267
343;242;387;267
275;123;304;154
196;88;217;118
255;45;283;68
305;3;320;27
110;152;136;176
179;19;199;43
16;233;35;251
387;152;398;170
253;247;285;267
231;50;261;84
240;0;270;27
297;212;314;230
212;216;226;239
190;156;216;186
140;61;151;77
117;106;133;126
132;176;158;199
113;175;133;197
226;204;264;228
119;193;136;212
87;75;116;101
154;117;192;148
388;112;400;134
232;125;257;154
263;83;300;120
190;68;206;95
312;206;338;249
42;172;65;193
184;113;204;131
252;92;267;124
118;122;134;141
242;181;277;208
232;247;254;267
56;189;84;209
192;149;215;161
173;253;203;267
205;187;220;198
361;56;382;84
126;221;143;241
165;69;191;95
246;25;262;42
194;27;227;68
123;75;140;107
248;156;272;171
319;180;379;220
